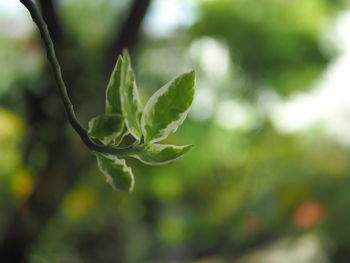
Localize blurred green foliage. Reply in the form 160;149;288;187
193;0;344;96
1;0;350;262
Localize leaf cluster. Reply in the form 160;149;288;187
88;51;195;192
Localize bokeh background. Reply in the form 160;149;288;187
1;0;350;262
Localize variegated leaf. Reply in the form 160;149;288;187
94;152;134;192
120;50;143;141
106;56;123;114
88;114;124;145
129;144;194;165
141;71;195;144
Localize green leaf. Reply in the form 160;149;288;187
88;114;124;144
106;56;123;114
129;144;194;165
141;71;195;144
120;50;143;141
94;152;134;192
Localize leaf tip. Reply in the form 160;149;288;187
182;144;195;155
122;49;131;61
107;175;134;193
187;144;195;150
187;70;196;80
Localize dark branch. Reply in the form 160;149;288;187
106;0;151;70
37;0;63;45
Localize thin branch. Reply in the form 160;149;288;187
20;0;142;156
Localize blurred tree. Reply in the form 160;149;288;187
0;0;151;262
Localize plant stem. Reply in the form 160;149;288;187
20;0;141;156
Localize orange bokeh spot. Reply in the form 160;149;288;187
293;200;326;228
243;214;259;235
